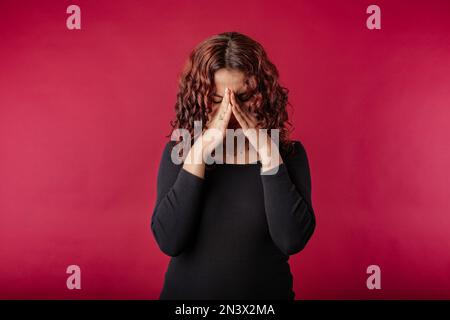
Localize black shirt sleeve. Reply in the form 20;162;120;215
151;141;205;257
260;141;316;255
151;140;316;258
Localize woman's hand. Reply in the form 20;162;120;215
182;87;232;178
230;90;283;173
203;87;233;152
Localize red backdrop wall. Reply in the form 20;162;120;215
1;0;450;299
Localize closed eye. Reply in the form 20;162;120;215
238;94;251;102
212;93;222;104
212;92;252;104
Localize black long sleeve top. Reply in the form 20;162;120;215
151;139;316;300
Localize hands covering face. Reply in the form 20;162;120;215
202;88;280;170
184;87;281;177
205;87;258;132
229;90;259;131
204;87;259;149
203;87;233;151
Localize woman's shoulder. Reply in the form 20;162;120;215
158;140;184;169
162;139;178;152
280;139;308;160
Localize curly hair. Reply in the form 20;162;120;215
169;31;295;153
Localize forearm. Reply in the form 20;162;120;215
182;138;206;179
152;148;205;256
261;164;316;255
258;134;283;174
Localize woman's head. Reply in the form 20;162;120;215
170;31;293;149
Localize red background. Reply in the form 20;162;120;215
1;0;450;299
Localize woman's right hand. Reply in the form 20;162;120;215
202;87;232;152
182;87;232;178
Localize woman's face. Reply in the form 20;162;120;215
210;68;253;129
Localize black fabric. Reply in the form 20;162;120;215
151;140;316;300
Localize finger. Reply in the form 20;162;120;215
225;99;232;120
231;103;249;130
230;89;238;110
217;101;231;124
230;93;247;127
231;95;252;128
240;106;257;126
215;87;230;122
219;87;230;114
230;91;255;126
244;109;258;125
219;102;232;131
223;87;230;105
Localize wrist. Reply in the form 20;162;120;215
258;138;282;172
260;154;283;172
185;138;205;165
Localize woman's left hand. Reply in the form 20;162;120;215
230;90;283;172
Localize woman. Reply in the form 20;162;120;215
151;31;316;300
